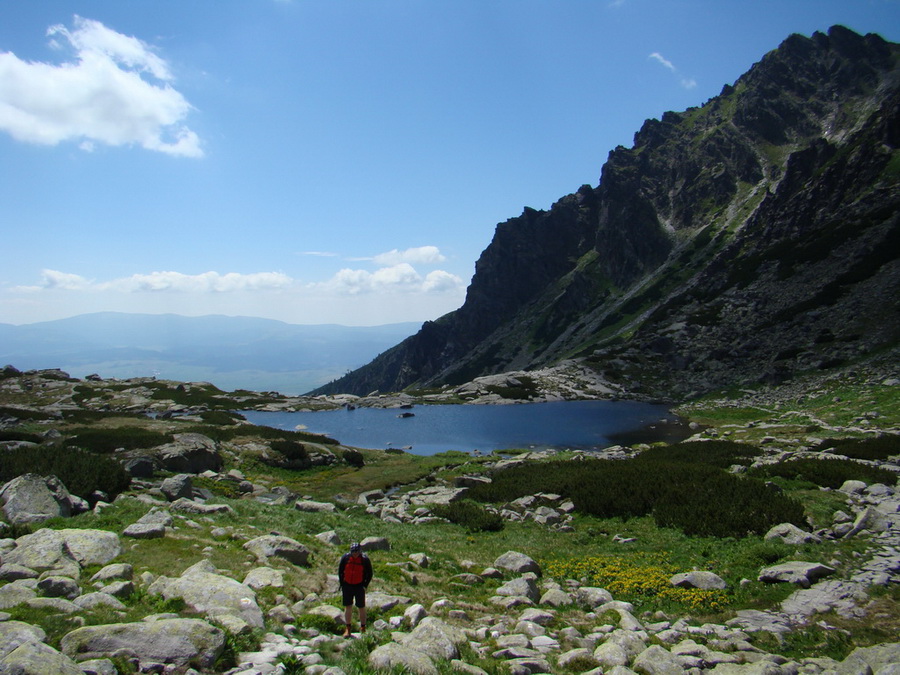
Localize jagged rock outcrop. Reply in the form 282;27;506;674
313;26;900;400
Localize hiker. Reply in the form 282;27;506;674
338;542;372;637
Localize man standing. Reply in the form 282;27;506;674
338;542;372;637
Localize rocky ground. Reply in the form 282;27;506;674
0;364;898;673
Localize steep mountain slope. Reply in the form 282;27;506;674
312;26;900;400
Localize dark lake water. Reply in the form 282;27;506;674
241;400;689;456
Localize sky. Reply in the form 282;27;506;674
1;1;898;328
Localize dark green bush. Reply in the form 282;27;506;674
820;435;900;461
265;440;311;470
0;430;44;443
0;447;131;501
0;406;56;422
430;500;504;533
64;428;174;454
198;410;245;425
637;440;763;468
749;458;896;488
342;449;364;468
468;458;807;538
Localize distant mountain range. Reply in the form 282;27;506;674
0;313;420;395
314;26;900;400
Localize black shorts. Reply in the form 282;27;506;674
341;583;366;608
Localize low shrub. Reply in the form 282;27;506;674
64;427;174;454
342;449;364;468
749;458;896;488
264;440;311;470
430;500;504;532
0;446;131;501
821;435;900;461
469;458;806;538
637;440;762;468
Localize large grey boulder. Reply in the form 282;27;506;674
60;618;225;670
0;582;37;609
838;643;900;674
494;551;541;575
5;528;120;573
295;499;337;513
398;617;468;661
669;571;728;590
0;621;47;659
632;644;684;674
154;433;222;473
758;561;835;588
0;474;76;525
764;523;821;545
160;474;193;501
243;534;310;566
575;586;614;608
368;642;438;675
0;640;84;675
496;576;540;603
148;560;264;630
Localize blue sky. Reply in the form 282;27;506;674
1;1;897;327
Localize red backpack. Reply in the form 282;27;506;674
343;555;365;585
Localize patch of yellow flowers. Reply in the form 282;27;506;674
544;552;728;613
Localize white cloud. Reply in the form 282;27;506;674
648;52;697;90
648;52;676;72
372;245;447;266
24;269;291;293
0;15;202;157
320;262;464;296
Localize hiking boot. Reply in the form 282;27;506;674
360;624;366;633
342;625;352;638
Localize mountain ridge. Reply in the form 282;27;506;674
312;26;900;400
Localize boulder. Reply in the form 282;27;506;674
0;583;37;609
575;586;614;608
0;474;75;525
360;536;390;551
368;642;438;675
764;523;821;545
5;528;120;573
170;498;233;515
398;617;468;661
74;592;127;611
60;618;225;670
243;535;310;566
154;433;222;473
36;576;80;599
496;576;540;603
148;560;264;630
295;499;337;513
90;563;133;584
122;523;166;539
758;561;836;588
243;567;284;590
160;474;193;501
669;571;728;590
632;644;684;674
0;639;84;675
315;530;341;546
404;603;428;627
0;621;47;659
494;551;541;575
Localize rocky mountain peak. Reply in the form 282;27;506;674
312;26;899;400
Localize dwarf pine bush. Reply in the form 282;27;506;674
820;435;900;461
749;457;896;488
0;446;131;501
430;500;504;532
468;457;806;538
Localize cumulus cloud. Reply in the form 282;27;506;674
321;263;464;296
0;15;202;156
648;52;697;90
25;269;291;293
372;246;447;266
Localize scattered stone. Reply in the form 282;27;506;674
758;561;836;588
243;535;310;566
670;571;728;590
494;551;541;575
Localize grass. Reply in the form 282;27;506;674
2;367;899;669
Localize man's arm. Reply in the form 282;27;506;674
363;556;373;587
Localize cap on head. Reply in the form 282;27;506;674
350;542;361;553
